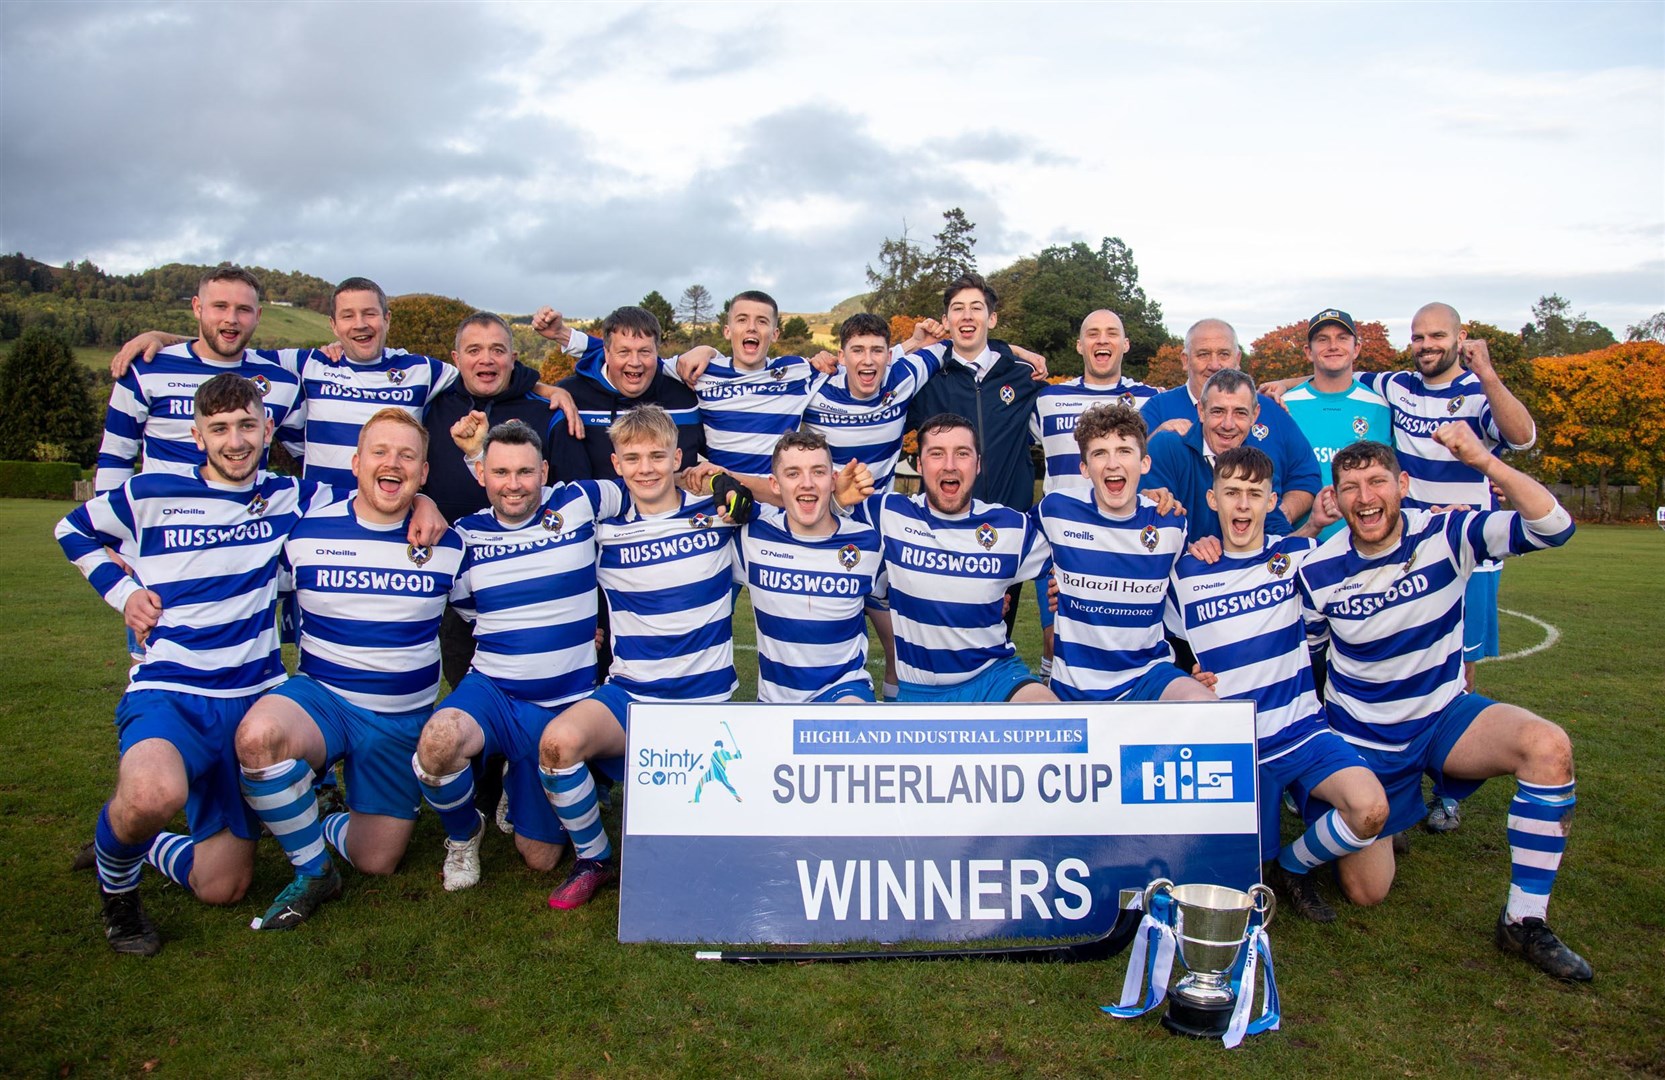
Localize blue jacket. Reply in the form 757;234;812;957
906;342;1042;510
548;341;706;481
1145;424;1297;543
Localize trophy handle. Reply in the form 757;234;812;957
1248;882;1275;930
1143;877;1174;914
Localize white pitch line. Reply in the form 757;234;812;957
1477;608;1562;664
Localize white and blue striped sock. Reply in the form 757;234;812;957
320;812;353;868
414;753;479;843
94;803;149;894
541;764;612;862
241;759;330;876
1277;808;1370;873
1505;779;1575;922
145;832;195;893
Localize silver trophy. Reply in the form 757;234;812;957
1153;881;1275;1038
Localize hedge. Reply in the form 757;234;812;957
0;460;82;499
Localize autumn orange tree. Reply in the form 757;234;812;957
1531;341;1665;519
1247;320;1397;382
388;293;475;360
1145;342;1185;388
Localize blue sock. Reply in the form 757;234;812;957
541;764;612;862
414;753;480;842
94;803;149;894
1506;779;1575;922
321;812;353;868
145;832;195;893
1278;808;1372;874
240;759;330;876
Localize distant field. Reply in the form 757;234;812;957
69;305;334;372
2;503;1660;1077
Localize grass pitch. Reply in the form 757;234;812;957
2;499;1661;1077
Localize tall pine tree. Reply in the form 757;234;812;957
0;326;100;464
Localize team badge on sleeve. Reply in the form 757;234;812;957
251;374;271;396
1140;524;1158;551
247;494;268;517
1267;552;1290;577
838;543;861;569
998;384;1015;405
975;522;998;550
407;544;432;566
1352;416;1369;437
386;367;407;385
1252;423;1269;441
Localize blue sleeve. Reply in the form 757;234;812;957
1275;413;1321;495
548;424;593;482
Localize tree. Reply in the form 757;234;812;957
1625;311;1665;343
1145;342;1186;389
0;326;100;465
777;316;814;357
677;284;715;329
1247;320;1398;383
387;294;475;361
929;207;977;282
639;291;679;339
987;238;1169;376
1532;342;1665;520
1520;294;1616;358
780;316;811;340
864;227;935;320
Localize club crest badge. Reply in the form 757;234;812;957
1140;524;1158;551
1352;415;1370;437
999;384;1016;405
1447;395;1463;415
1402;550;1417;574
837;543;861;569
690;512;713;530
1267;552;1290;577
880;391;896;408
771;366;786;381
251;374;271;396
975;522;998;550
1119;392;1136;408
386;367;406;385
406;543;432;567
542;509;564;532
247;493;268;517
1252;423;1269;441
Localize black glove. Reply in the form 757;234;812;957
710;473;754;524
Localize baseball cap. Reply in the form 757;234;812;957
1307;308;1357;341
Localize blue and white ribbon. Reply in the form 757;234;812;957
1101;892;1176;1019
1222;924;1278;1048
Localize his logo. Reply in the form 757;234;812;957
998;384;1015;405
837;543;861;569
1252;423;1269;441
1121;743;1254;804
541;509;564;532
1352;415;1369;437
690;512;713;530
1140;524;1158;551
386;367;406;385
1267;552;1290;577
247;494;268;517
1447;395;1463;415
407;543;432;566
251;374;271;396
975;522;998;549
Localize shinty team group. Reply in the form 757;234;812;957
57;266;1590;983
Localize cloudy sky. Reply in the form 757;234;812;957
2;1;1660;345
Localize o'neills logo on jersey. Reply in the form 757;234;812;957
1447;395;1463;415
407;543;432;566
1252;423;1269;441
1140;524;1158;551
1352;415;1369;437
998;384;1015;405
542;509;564;532
1267;552;1290;577
248;494;268;517
975;522;997;549
251;374;271;396
838;543;860;569
386;367;407;385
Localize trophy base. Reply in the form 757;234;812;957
1160;996;1233;1039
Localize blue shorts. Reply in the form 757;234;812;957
116;690;260;842
1463;569;1500;662
1053;661;1191;704
438;673;567;845
897;655;1039;703
1258;728;1369;861
812;679;876;703
270;675;429;820
1351;693;1493;836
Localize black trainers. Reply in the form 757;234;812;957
72;841;97;872
100;888;161;956
1270;862;1337;923
255;865;343;930
1496;910;1593;982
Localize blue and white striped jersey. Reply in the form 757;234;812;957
672;353;825;475
451;480;627;708
289;348;458;491
1356;370;1532;512
1172;536;1327;760
596;491;739;702
1033;490;1187;700
95;342;305;492
1029;376;1160;493
853;493;1048;687
284;499;465;713
736;506;882;702
57;470;334;696
1299;505;1574;751
801;345;943;492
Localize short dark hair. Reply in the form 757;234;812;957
839;312;890;347
1214;446;1274;485
942;272;997;314
332;276;388;315
454;311;513;351
601;305;661;349
1074;403;1148;457
194;372;264;420
198;265;262;299
1201;367;1258;403
482;418;542;459
771;429;831;472
917;412;980;456
729;290;780;322
1331;440;1400;484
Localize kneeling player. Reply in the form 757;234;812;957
412;420;625;890
538;405;743;909
1033;404;1207;703
1300;431;1589;979
1171;447;1388;922
236;410;464;929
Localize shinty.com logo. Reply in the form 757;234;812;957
636;722;747;804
